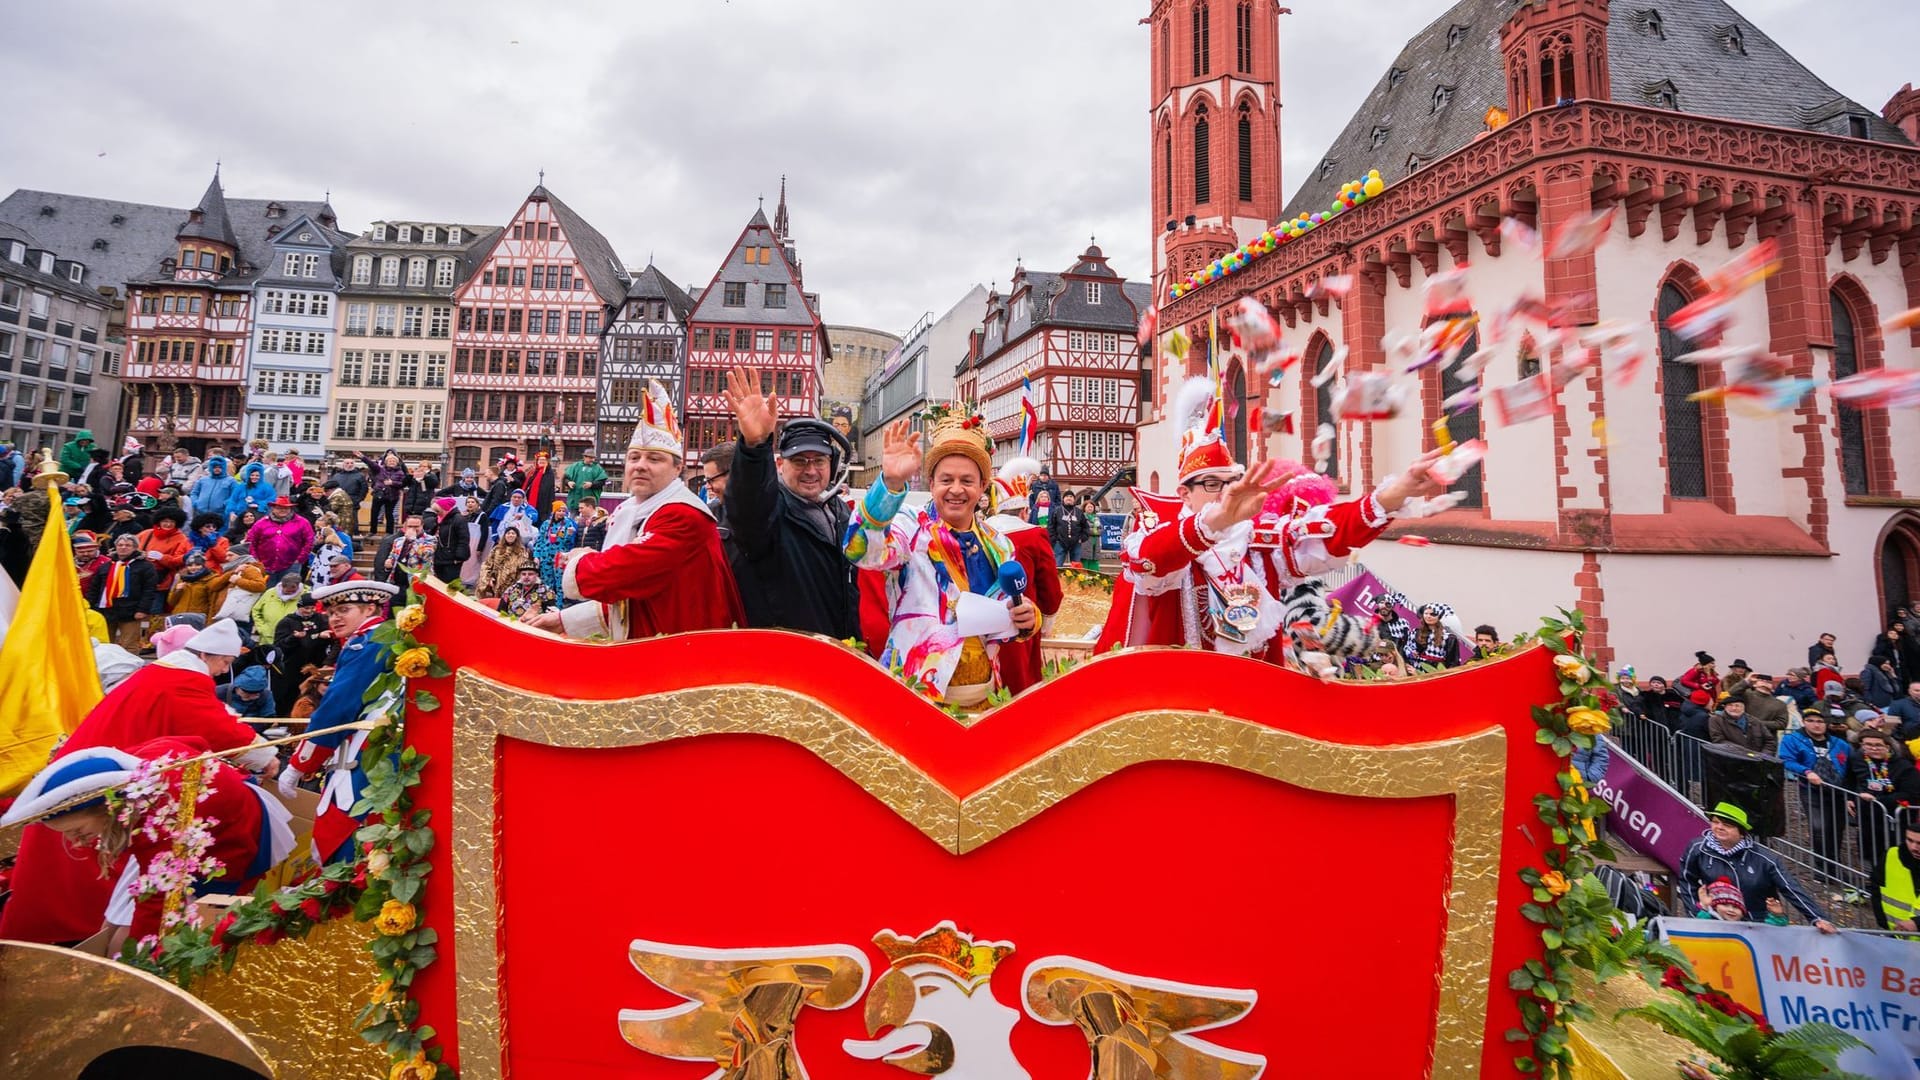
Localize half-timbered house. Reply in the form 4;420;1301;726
448;185;627;474
958;244;1151;488
120;174;342;460
598;263;695;457
682;189;827;458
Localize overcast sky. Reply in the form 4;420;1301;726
0;1;1911;333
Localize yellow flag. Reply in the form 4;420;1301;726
0;502;103;794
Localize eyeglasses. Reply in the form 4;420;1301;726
1186;478;1229;492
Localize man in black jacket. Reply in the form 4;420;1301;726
720;365;857;639
1048;491;1089;566
272;593;330;711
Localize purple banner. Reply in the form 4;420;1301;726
1591;738;1707;873
1327;570;1466;663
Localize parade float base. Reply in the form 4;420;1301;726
1567;972;1713;1079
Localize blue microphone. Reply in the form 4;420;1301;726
997;560;1028;604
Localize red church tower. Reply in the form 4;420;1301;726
1148;0;1286;303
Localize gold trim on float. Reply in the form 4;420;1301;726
451;670;1505;1080
0;940;275;1079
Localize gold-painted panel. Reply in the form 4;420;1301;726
451;670;1506;1080
0;940;274;1079
192;916;389;1080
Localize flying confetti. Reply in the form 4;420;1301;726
1545;206;1617;260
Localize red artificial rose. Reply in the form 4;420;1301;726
209;912;239;948
1594;689;1619;711
1661;966;1688;992
321;876;344;895
353;864;369;889
300;897;325;920
253;926;285;947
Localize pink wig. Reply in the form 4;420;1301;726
1260;459;1339;517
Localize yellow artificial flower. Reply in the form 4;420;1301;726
393;648;432;679
1553;655;1590;684
370;977;394;1005
375;900;417;936
390;1053;436;1080
1566;707;1612;736
396;605;426;633
1541;871;1571;897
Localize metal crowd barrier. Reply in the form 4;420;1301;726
1608;709;1912;931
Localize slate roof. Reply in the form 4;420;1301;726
144;197;343;291
625;263;697;322
0;221;113;306
531;185;629;303
688;206;819;327
0;190;190;299
342;224;502;297
177;174;238;248
1284;0;1912;219
978;246;1154;365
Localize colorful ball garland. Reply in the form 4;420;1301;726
1167;169;1385;302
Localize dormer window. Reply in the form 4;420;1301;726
397;225;413;243
1647;80;1679;110
265;202;286;219
372;224;387;242
110;214;125;226
422;225;438;244
1370;125;1391;149
92;238;108;251
1631;9;1664;38
1714;24;1745;54
1431;84;1456;113
448;227;463;244
1318;158;1337;180
1446;23;1470;49
1407;153;1426;172
7;241;22;261
1848;114;1871;139
1386;66;1407;90
67;264;83;284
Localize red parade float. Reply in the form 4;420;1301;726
398;578;1565;1079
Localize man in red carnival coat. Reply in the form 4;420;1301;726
0;619;278;943
985;458;1063;694
528;381;743;640
1096;378;1450;661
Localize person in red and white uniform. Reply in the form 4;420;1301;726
526;381;743;641
983;458;1063;695
1095;378;1452;660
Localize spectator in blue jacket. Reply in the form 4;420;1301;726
1777;667;1818;711
188;456;236;526
1863;658;1901;709
1890;680;1920;740
1780;709;1850;867
215;662;277;720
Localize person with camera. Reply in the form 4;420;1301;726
719;365;859;639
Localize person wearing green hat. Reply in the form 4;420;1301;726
1679;802;1836;933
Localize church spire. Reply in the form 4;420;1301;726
772;174;790;241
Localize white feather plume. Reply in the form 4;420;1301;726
1173;377;1217;435
998;456;1042;483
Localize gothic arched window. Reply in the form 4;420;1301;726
1193;105;1212;205
1237;104;1255;202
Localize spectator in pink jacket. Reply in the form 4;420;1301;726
244;497;316;577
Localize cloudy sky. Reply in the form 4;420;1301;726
0;0;1910;333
